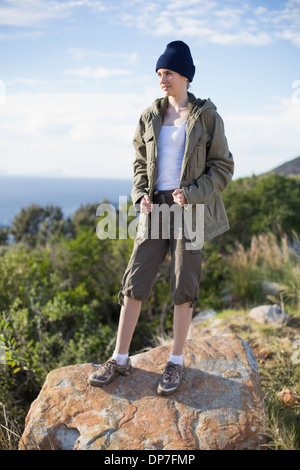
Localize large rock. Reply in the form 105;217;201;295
19;334;265;451
249;304;289;326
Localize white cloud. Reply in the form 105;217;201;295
64;67;132;79
7;78;48;86
0;0;107;27
0;30;43;40
1;0;299;47
209;31;272;46
117;0;300;47
0;91;154;178
0;89;299;179
68;47;139;65
224;97;300;177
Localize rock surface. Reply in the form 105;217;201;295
19;334;265;451
249;304;289;326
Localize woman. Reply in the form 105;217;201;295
89;41;234;395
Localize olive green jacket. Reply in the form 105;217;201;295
131;92;234;241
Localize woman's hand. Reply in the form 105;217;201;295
140;194;153;213
172;188;187;207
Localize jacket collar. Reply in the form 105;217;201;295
152;92;213;118
150;93;215;142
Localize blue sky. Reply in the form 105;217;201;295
0;0;299;179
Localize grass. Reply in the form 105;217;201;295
226;233;300;310
193;308;300;450
0;402;22;450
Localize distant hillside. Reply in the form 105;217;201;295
270;155;300;176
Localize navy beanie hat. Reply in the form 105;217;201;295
155;40;195;83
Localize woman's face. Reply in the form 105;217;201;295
157;69;188;97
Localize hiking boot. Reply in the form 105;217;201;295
88;358;133;387
157;361;184;396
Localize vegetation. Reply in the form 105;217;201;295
1;172;300;450
183;308;300;450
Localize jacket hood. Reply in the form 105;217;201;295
152;92;217;118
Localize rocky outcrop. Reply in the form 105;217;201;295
19;334;265;451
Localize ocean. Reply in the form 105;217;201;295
0;176;133;227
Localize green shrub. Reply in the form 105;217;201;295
226;233;300;309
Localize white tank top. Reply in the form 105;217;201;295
155;120;186;191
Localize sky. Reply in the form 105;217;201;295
0;0;300;180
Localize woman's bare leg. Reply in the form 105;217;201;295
114;296;142;354
172;302;193;356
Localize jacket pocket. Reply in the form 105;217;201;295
143;129;155;163
143;129;155;144
190;131;211;168
135;213;149;244
175;238;202;273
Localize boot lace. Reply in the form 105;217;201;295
162;363;180;383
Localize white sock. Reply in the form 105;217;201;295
112;351;129;365
168;353;184;365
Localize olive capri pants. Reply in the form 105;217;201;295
118;190;202;307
